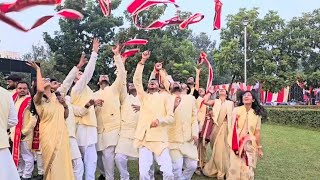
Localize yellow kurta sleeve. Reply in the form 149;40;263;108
133;64;146;102
157;95;175;125
21;113;37;136
191;98;199;138
119;72;128;105
73;105;89;117
111;55;126;96
159;69;171;93
57;66;79;95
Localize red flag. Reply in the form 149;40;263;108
232;115;239;154
121;49;140;58
179;13;204;30
213;0;222;30
120;39;148;58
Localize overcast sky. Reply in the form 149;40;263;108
1;0;319;55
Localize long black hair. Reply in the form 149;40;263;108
29;79;48;117
238;90;267;119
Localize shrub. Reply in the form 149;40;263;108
266;107;320;129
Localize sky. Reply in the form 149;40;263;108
0;0;320;55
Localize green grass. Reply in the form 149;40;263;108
96;124;320;180
33;124;320;179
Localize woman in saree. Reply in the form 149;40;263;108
27;61;74;180
202;88;234;179
227;91;266;180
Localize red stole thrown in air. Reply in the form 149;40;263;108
12;96;31;166
98;0;111;16
127;0;204;30
120;39;148;58
0;0;83;32
213;0;222;30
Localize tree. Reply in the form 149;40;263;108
114;7;202;86
44;0;123;89
0;73;7;88
286;8;320;102
215;8;299;95
22;44;65;81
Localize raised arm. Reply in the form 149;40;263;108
111;45;126;95
203;86;215;106
195;67;201;91
159;69;171;93
57;54;88;95
73;38;100;95
133;51;151;100
26;61;43;104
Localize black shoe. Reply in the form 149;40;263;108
20;178;31;180
33;175;43;180
98;175;105;180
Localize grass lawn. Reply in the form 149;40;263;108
97;124;320;180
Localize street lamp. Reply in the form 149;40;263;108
242;19;249;85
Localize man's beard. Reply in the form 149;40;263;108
7;85;15;90
100;80;110;86
129;89;136;94
171;87;181;93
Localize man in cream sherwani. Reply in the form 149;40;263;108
168;82;199;180
114;81;140;180
0;86;20;180
94;44;126;180
133;50;176;180
70;38;100;180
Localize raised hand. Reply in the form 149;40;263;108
57;96;67;107
112;44;121;56
77;53;88;69
195;66;201;74
26;61;40;70
131;104;140;113
92;38;100;53
141;50;151;64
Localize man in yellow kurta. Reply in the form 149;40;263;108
0;86;20;180
10;82;37;179
70;39;100;180
168;82;199;180
94;45;126;180
115;81;140;180
133;51;175;180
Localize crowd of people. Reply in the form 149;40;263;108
0;38;267;180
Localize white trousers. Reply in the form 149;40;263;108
139;147;174;180
172;157;197;180
0;148;20;180
79;144;97;180
72;157;84;180
102;146;116;180
18;141;34;178
35;151;44;175
97;151;105;176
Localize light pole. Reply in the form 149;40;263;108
243;19;249;85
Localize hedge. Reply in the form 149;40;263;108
265;105;319;109
266;107;320;129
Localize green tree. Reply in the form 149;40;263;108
0;73;7;88
286;9;320;102
115;8;201;85
44;0;123;88
215;8;299;95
